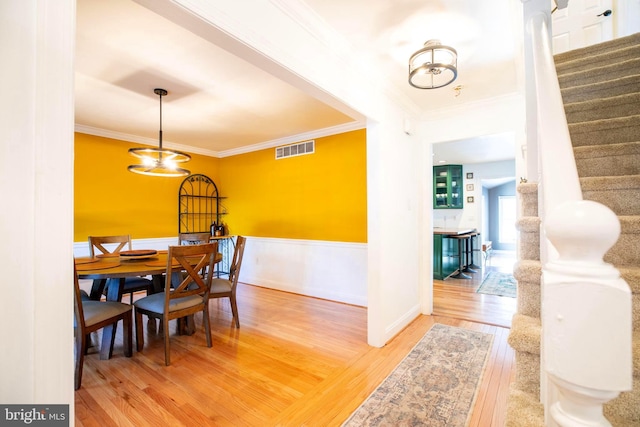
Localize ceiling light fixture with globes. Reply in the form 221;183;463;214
128;88;191;177
408;40;458;89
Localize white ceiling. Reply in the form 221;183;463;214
75;0;520;161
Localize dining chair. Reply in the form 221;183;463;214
88;235;153;303
178;232;211;245
73;264;133;390
133;242;218;366
209;235;246;328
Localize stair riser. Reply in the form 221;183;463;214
569;116;640;146
575;151;640;178
558;59;640;88
603;376;640;423
517;281;540;319
514;352;540;398
583;188;640;216
605;232;640;265
505;391;545;427
556;45;640;76
561;75;640;104
554;34;640;64
519;232;540;261
619;268;640;295
520;196;538;217
565;96;640;123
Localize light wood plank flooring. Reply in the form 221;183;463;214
75;253;517;426
433;250;517;328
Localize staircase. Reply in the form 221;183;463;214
506;32;640;426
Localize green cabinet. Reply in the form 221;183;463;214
433;234;459;279
433;165;463;209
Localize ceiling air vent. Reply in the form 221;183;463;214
275;140;315;159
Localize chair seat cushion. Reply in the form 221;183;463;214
210;278;232;293
82;301;132;327
133;292;203;314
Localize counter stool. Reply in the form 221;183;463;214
465;231;482;271
448;234;472;279
461;233;477;274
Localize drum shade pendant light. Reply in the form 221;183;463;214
128;88;191;177
408;40;457;89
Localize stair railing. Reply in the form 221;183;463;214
522;1;633;426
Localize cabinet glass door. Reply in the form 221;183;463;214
449;166;463;208
434;167;449;208
433;165;464;209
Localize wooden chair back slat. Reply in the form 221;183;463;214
165;242;218;301
88;235;133;257
228;236;247;291
178;232;211;245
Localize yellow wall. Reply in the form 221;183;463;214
74;133;220;241
75;129;367;243
218;130;367;243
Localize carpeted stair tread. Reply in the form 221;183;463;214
580;175;640;191
554;33;640;64
505;388;544;427
569;115;640;147
561;74;640;104
508;314;540;355
558;57;640;88
581;176;640;216
514;260;542;283
603;216;640;266
556;43;640;76
574;141;640;177
516;216;542;232
619;266;640;295
564;92;640;123
604;375;640;425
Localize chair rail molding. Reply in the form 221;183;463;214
74;236;368;307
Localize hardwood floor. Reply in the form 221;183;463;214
433;250;518;328
75;254;517;426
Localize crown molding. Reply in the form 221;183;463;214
75;121;365;159
216;120;365;157
74;124;221;158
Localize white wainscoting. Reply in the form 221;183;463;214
241;237;368;307
73;236;368;307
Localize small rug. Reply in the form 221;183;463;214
342;324;493;427
476;271;517;298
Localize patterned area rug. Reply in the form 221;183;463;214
476;271;517;298
342;324;493;427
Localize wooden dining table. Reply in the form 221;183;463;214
76;250;222;300
76;250;222;335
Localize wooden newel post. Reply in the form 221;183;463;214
543;200;632;426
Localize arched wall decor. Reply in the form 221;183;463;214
178;174;226;234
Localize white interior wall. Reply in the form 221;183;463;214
141;0;426;347
0;0;75;409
